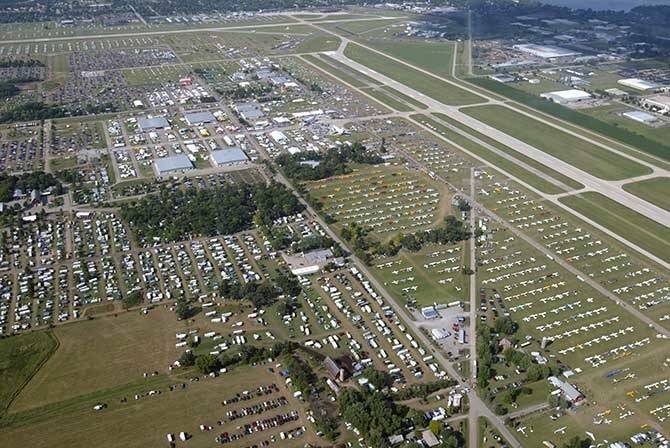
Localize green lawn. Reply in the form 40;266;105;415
432;113;584;190
622;177;670;211
559;192;670;262
362;87;413;112
302;54;368;89
358;38;456;78
0;331;58;415
344;43;484;106
293;34;340;53
411;114;567;195
461;105;651;181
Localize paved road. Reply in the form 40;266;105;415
507;403;550;420
468;168;479;448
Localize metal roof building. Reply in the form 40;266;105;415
138;116;170;131
235;102;264;121
210;148;249;166
540;89;592;104
184;111;216;126
153;154;193;177
618;78;660;91
623;110;657;124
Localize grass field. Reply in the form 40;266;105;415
11;308;179;412
344;43;484;106
462;105;651;181
294;34;340;53
622;177;670;212
358;38;456;78
1;364;315;448
362;86;414;112
467;77;670;165
587;104;670;147
558;191;670;262
432;113;584;191
411;114;567;195
0;331;58;415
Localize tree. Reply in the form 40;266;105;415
562;436;591;448
195;354;220;374
493;403;507;415
175;298;192;320
178;351;196;367
122;290;142;309
428;419;443;435
494;316;517;335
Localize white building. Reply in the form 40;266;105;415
623;110;657;124
540;89;592;104
618;78;660;91
643;94;670;114
513;44;580;59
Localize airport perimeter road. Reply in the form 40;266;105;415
323;50;670;229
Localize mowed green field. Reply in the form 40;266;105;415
623;177;670;212
11;308;179;412
344;43;483;106
461;105;651;181
371;241;469;308
411;114;567;195
359;39;456;78
431;113;584;191
558;192;670;262
0;331;58;415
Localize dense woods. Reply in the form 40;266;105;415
276;142;383;182
120;182;303;243
0;171;62;202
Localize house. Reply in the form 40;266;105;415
499;337;513;351
421;429;440;447
324;356;346;382
548;376;584;404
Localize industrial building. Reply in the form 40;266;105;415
623;110;658;124
643;94;670;114
235;102;264;121
153;154;193;177
618;78;660;91
209;148;249;166
282;249;335;276
184;111;216;126
138;116;170;132
540;89;592;104
513;44;581;59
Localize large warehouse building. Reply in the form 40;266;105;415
513;44;580;59
210;148;249;166
138;116;170;132
540;89;592;104
618;78;660;91
153;154;193;177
